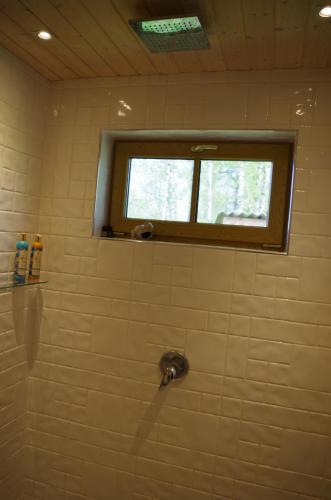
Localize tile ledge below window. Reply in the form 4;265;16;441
93;235;288;255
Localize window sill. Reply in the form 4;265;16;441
95;234;288;255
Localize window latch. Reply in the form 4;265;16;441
191;145;218;152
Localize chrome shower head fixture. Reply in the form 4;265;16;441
129;15;210;53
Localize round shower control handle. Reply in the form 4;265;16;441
159;351;189;389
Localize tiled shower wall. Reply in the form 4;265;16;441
26;70;331;500
0;47;48;499
3;47;331;500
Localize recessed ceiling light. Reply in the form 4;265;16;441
37;30;52;40
319;5;331;17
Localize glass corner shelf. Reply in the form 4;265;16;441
0;279;48;290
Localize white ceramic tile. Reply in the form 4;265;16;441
186;331;227;374
233;252;256;293
172;287;230;312
97;240;134;280
314;84;331;125
225;336;249;378
191;248;235;292
307;169;331;213
178;410;218;454
279;429;330;476
289;346;331;392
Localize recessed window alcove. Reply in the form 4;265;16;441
94;129;296;252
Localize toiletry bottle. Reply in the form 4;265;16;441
28;234;43;282
14;233;29;284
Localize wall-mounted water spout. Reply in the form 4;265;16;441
159;351;189;390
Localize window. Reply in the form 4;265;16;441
109;141;293;250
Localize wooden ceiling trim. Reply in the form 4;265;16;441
172;50;202;73
242;0;275;70
275;0;309;68
81;0;159;76
143;53;180;75
50;0;136;76
195;0;227;72
212;0;251;70
196;41;227;72
21;0;114;77
0;30;59;79
3;0;96;78
0;9;76;78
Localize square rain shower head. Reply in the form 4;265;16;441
129;15;210;53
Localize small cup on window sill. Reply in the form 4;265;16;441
131;222;153;241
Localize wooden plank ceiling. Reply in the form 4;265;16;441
0;0;330;81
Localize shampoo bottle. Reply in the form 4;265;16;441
28;234;43;282
14;233;29;284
